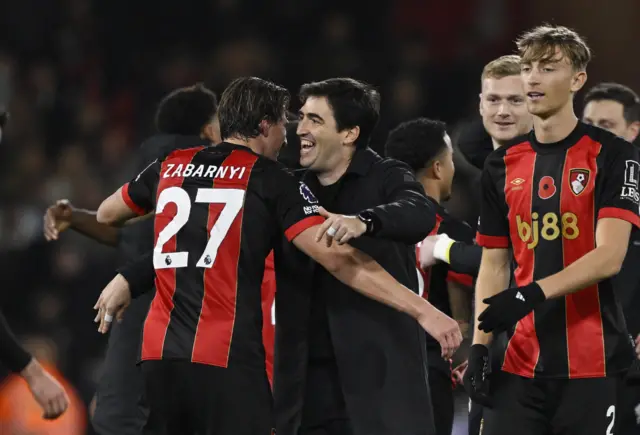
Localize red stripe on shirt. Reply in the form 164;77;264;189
501;142;541;378
141;147;203;361
284;216;326;241
598;207;640;228
446;271;473;287
121;183;148;216
191;150;259;367
561;138;605;378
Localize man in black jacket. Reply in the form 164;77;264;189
273;78;460;435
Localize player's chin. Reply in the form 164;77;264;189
489;128;516;142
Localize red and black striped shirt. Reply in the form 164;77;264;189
477;122;640;379
121;142;323;371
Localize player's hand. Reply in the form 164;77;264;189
452;359;469;385
315;207;367;247
463;344;492;407
478;282;546;334
416;304;463;359
635;334;640;359
94;273;132;334
419;235;439;269
43;199;73;241
21;358;70;419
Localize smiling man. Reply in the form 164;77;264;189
272;77;461;435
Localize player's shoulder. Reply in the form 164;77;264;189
581;122;638;159
581;121;629;146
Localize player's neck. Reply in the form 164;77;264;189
316;151;353;186
224;138;263;155
533;103;578;144
420;175;441;204
491;138;503;150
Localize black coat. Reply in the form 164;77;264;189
273;147;437;435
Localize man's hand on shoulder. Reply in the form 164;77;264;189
315;207;367;247
43;199;74;241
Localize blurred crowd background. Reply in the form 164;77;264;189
0;0;639;433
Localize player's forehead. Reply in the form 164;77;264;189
299;96;334;119
521;45;570;67
482;75;525;97
583;100;626;121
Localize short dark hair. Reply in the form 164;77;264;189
154;83;218;136
299;78;380;149
385;118;448;173
583;82;640;124
218;77;290;140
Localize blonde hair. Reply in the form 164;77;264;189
481;55;522;81
516;24;591;71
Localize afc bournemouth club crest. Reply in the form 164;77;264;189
569;169;590;196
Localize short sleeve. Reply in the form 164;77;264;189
271;168;325;241
121;159;161;216
597;141;640;228
476;166;510;248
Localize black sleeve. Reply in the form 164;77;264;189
361;160;435;244
440;218;482;277
270;168;325;242
476;159;510;248
448;242;483;277
117;251;155;298
121;158;161;216
0;310;32;373
597;140;640;228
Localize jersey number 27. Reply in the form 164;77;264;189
153;186;245;269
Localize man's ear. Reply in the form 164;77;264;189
343;126;360;146
259;119;270;137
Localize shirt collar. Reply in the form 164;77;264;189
345;147;379;176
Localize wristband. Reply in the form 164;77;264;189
433;234;455;263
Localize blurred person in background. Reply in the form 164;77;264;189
275;77;459;435
385;118;474;435
42;84;221;435
420;55;533;435
582;82;640;435
422;55;533;278
0;335;85;435
0;107;70;423
469;25;639;435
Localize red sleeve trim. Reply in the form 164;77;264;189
121;183;147;216
598;207;640;228
475;233;509;248
284;216;326;242
447;271;474;287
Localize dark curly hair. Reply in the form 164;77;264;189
154;83;218;136
385;118;448;172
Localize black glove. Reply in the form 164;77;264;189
463;344;492;408
478;282;546;334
